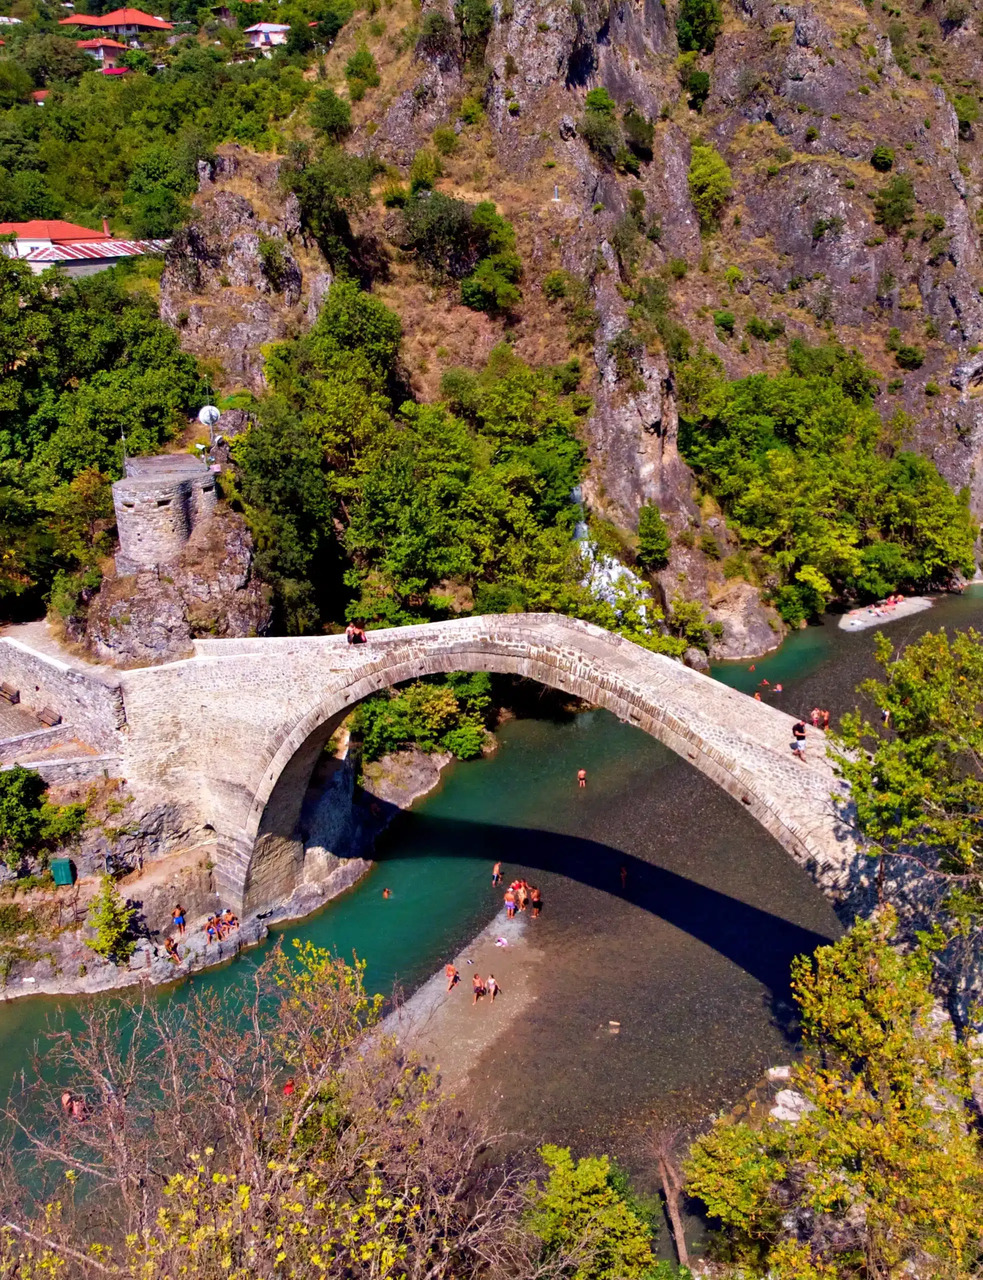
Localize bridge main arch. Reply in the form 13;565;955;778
207;615;858;915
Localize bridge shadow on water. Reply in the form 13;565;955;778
368;804;837;1033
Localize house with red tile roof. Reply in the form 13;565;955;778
59;8;173;39
0;220;167;276
77;36;128;66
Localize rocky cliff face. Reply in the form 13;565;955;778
85;508;272;665
160;146;333;393
160;0;983;654
331;0;983;649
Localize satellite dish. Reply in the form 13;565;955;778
198;405;221;427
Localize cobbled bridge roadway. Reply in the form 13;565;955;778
1;614;864;915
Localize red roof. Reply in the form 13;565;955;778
100;65;130;73
77;36;128;47
60;7;172;27
0;220;112;243
31;90;49;102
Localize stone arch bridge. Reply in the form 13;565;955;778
1;615;863;915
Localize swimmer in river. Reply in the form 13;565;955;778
382;888;391;899
577;768;587;788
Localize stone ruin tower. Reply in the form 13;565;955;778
112;455;218;575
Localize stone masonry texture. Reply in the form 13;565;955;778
2;615;867;916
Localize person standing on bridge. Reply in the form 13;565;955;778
791;721;807;760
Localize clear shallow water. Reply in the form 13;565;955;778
0;588;980;1154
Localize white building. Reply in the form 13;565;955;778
0;220;167;277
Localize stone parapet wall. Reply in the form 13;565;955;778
0;638;124;751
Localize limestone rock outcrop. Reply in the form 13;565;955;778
160;146;332;392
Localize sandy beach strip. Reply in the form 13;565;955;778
838;596;933;632
379;908;544;1089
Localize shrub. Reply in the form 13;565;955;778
668;257;688;279
812;215;844;240
676;0;722;53
924;381;941;396
952;93;980;138
622;104;654;159
895;344;924;369
257;235;290;292
746;314;784;341
417;10;456;59
309;88;352;142
873;174;915;233
870;143;895;171
345;47;380;101
409;147;443;193
581;87;621;159
636;503;672;569
542;270;568;301
459;95;484;125
713;309;735;335
460;252;522;313
433;126;458;156
0;766;84;872
687;69;711;111
688;143;732;229
805;124;819;142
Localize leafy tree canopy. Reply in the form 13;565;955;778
686;909;983;1278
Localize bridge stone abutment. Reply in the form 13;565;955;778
101;614;865;916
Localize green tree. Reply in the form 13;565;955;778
676;0;722;52
0;766;48;871
687;143;732;229
830;629;983;945
526;1145;657;1280
21;34;92;86
309;86;352;141
0;765;84;871
581;87;621;159
874;173;915;233
85;874;137;965
636;502;672;570
686;910;983;1278
344;46;380;100
454;0;493;62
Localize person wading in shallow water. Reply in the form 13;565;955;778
530;886;542;917
577;768;587;788
491;862;501;887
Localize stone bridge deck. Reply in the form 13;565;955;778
3;615;866;916
122;615;863;911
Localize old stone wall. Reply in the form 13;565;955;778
113;456;219;575
112;616;865;915
0;638;124;751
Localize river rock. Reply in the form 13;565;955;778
770;1088;816;1123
